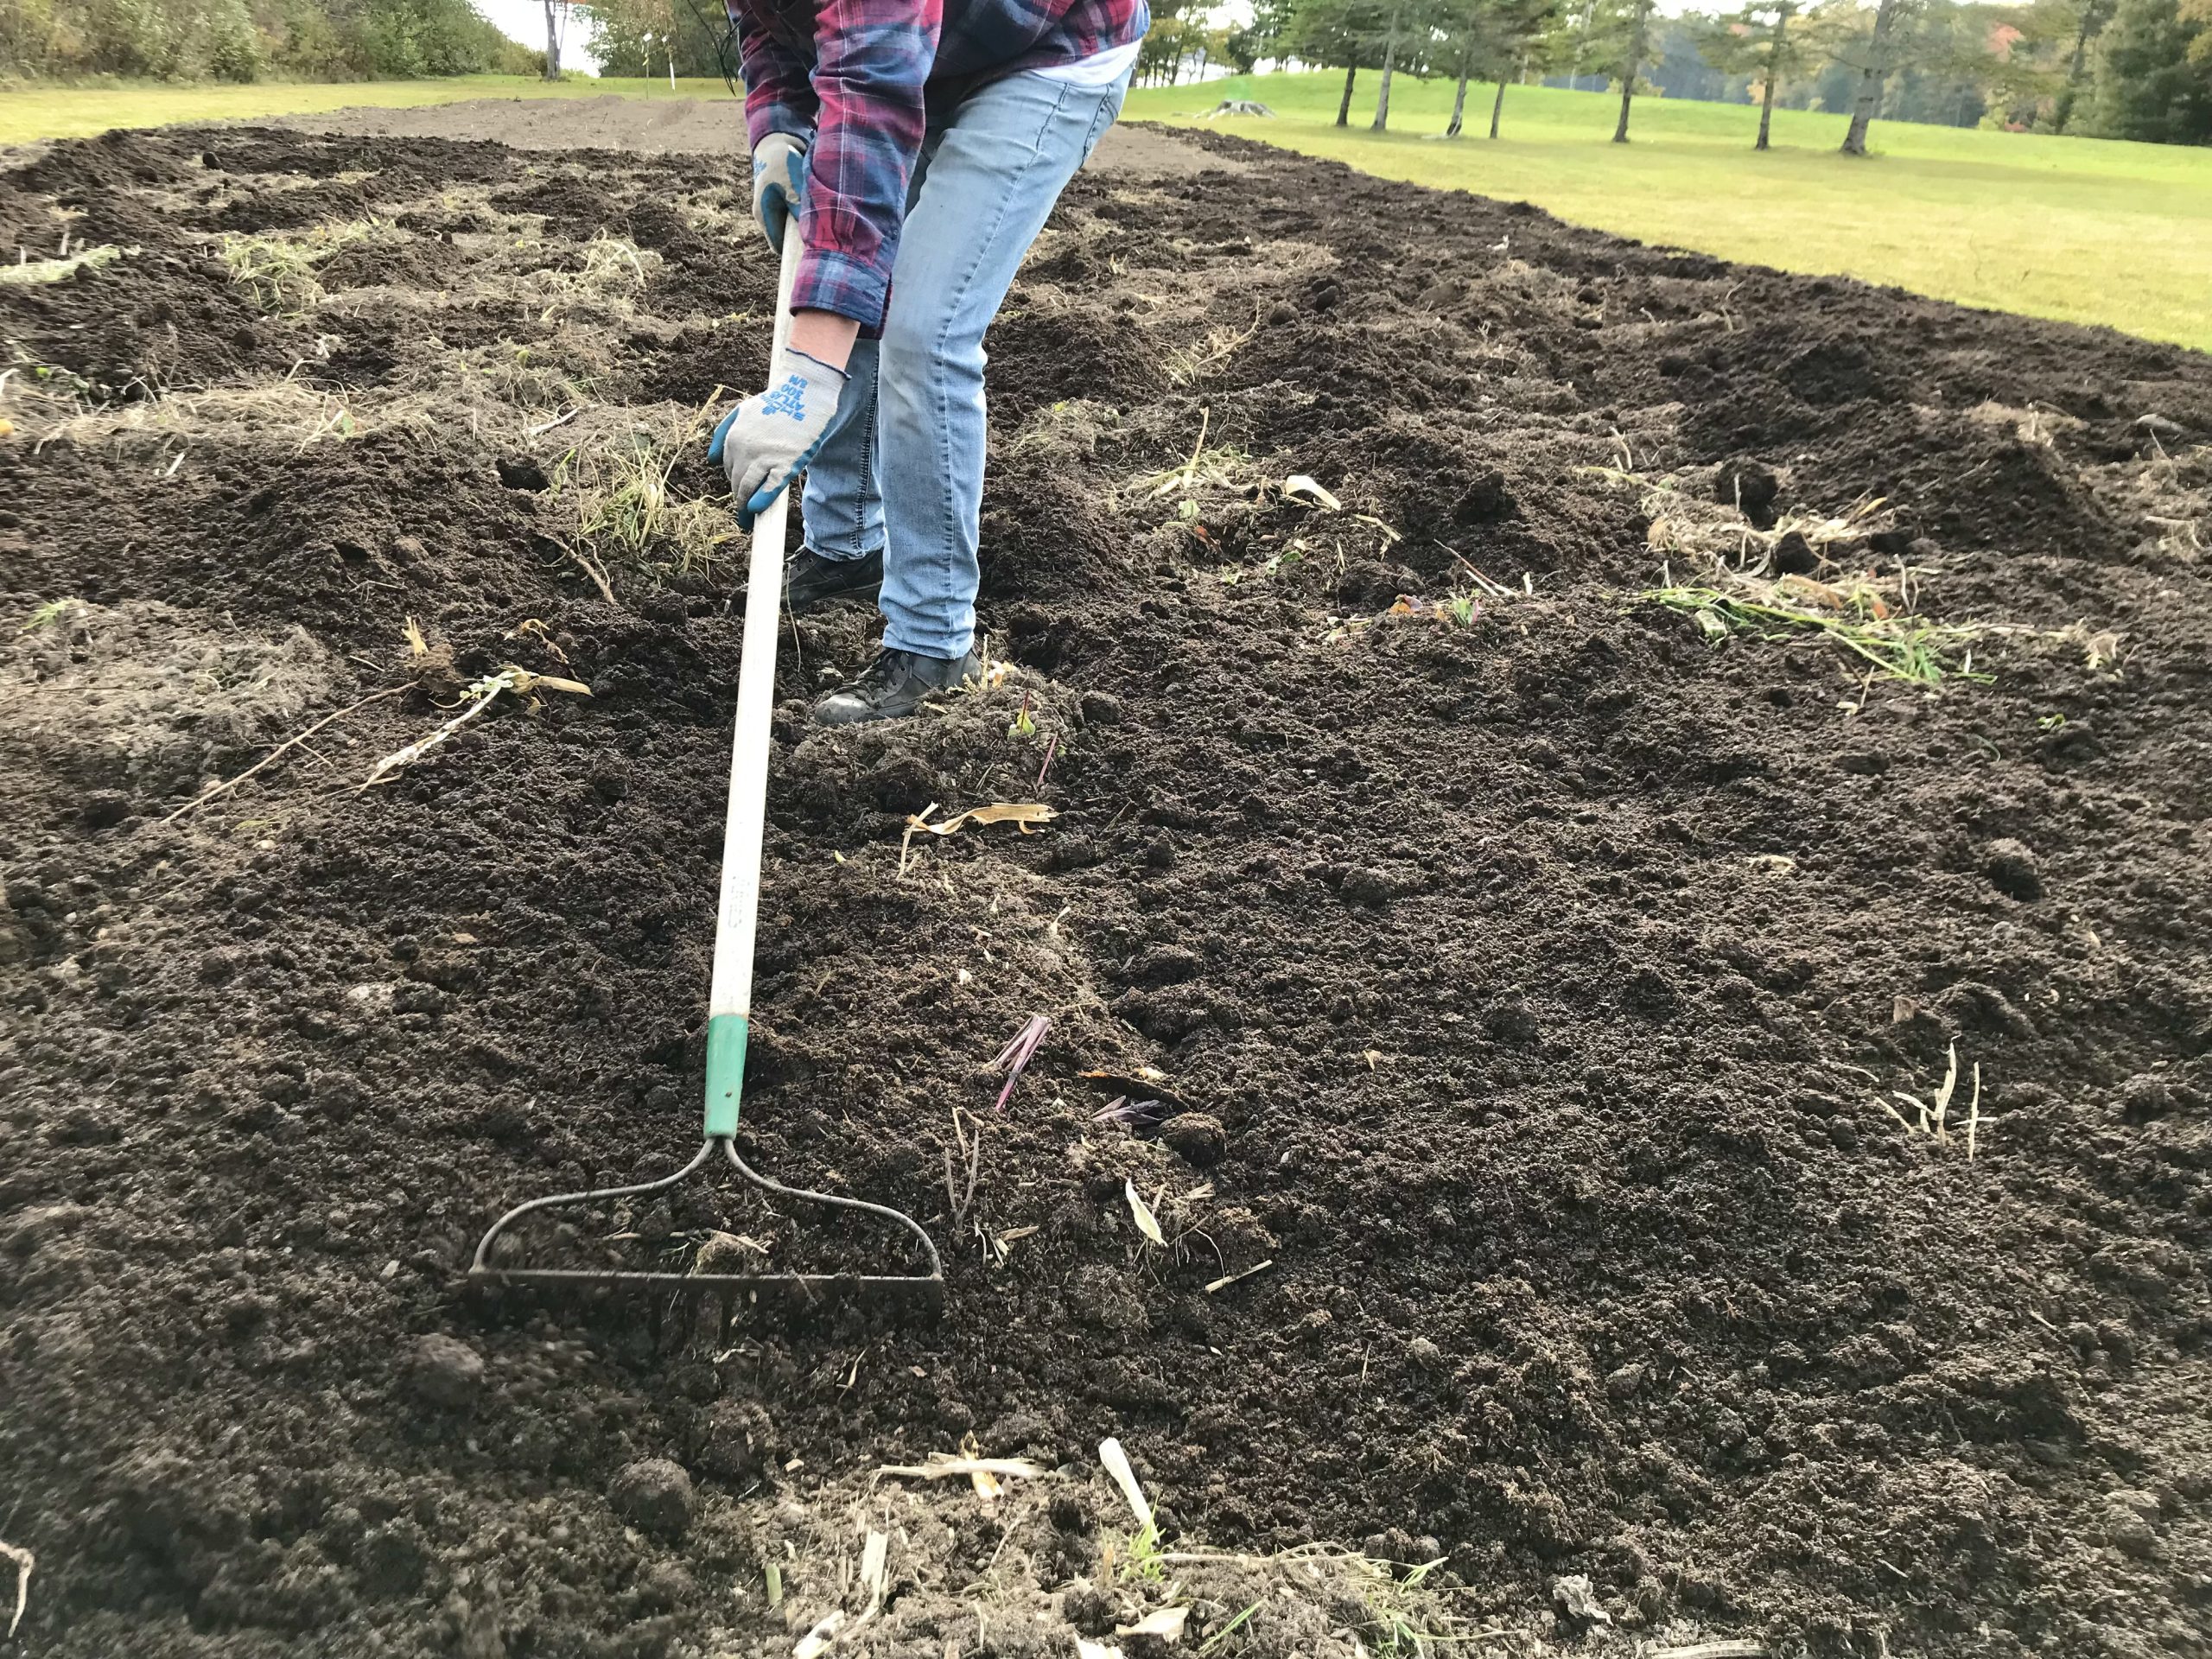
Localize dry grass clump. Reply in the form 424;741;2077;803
551;401;734;588
35;376;434;461
214;218;391;314
528;233;660;321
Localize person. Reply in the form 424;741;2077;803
709;0;1148;726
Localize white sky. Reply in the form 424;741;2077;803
479;0;609;72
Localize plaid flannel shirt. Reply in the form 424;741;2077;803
728;0;1148;328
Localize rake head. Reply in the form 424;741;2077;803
468;1135;944;1319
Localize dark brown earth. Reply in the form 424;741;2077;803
3;107;2211;1659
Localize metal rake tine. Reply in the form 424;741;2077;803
471;1139;715;1277
723;1140;944;1284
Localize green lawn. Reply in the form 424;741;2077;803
1125;73;2212;353
5;69;2204;351
0;73;735;148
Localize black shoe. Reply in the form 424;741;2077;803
812;645;982;727
785;547;882;614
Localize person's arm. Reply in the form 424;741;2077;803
733;8;818;149
789;309;861;371
791;0;944;331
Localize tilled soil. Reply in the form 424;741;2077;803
3;110;2211;1659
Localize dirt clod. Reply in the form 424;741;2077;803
404;1334;485;1410
1159;1111;1227;1166
1983;836;2044;901
608;1459;695;1541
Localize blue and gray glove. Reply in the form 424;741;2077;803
707;348;848;530
750;131;807;252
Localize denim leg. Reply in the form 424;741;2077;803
796;132;944;561
874;69;1130;658
798;340;882;560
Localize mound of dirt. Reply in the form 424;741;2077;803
3;113;2210;1659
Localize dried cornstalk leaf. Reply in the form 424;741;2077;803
359;665;588;790
1283;474;1343;512
1098;1438;1154;1529
875;1453;1047;1484
1;1539;31;1641
1076;1642;1127;1659
1116;1605;1191;1641
403;615;428;657
1125;1178;1166;1247
1931;1042;1959;1141
860;1530;887;1609
792;1609;845;1659
509;669;592;698
1205;1259;1274;1294
899;801;1058;874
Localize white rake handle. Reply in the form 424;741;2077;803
702;228;804;1136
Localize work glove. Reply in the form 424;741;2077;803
707;348;847;530
750;130;807;252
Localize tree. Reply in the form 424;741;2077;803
1580;0;1658;139
1373;1;1400;125
1438;0;1557;135
1698;1;1809;147
583;0;728;76
1833;0;1921;151
1244;0;1299;66
2054;0;2119;123
543;0;562;76
0;0;539;79
2080;0;2212;139
1439;0;1490;133
1287;0;1388;124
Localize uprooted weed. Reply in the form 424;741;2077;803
1609;467;1993;683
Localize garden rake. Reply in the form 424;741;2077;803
469;228;944;1318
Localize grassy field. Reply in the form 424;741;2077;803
1125;72;2212;353
3;69;2204;351
0;73;734;147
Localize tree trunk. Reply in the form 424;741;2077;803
1373;7;1400;131
1757;9;1785;149
1338;60;1357;126
542;0;561;79
1840;0;1900;155
1611;0;1649;143
2054;0;2103;130
1490;76;1508;137
1447;38;1473;137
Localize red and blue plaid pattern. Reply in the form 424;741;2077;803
729;0;1148;327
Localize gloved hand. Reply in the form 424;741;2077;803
750;131;807;252
707;348;848;530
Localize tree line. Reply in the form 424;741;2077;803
0;0;544;80
1142;0;2211;147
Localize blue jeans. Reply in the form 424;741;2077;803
799;67;1131;659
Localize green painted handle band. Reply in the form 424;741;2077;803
704;1014;748;1137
